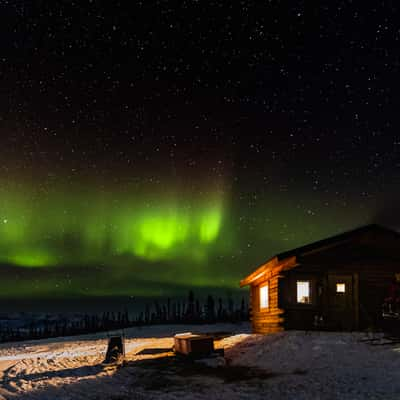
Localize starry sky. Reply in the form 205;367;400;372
0;2;400;309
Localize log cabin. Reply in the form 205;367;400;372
240;224;400;333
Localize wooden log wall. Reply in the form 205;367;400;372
251;274;285;334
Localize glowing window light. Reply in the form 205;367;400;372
260;285;269;309
336;283;346;293
297;281;311;303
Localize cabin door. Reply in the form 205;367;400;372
327;274;354;330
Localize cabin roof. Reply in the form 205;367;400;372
240;224;400;287
275;224;399;260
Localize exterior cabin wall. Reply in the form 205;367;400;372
280;271;323;330
250;275;284;333
245;227;400;334
249;261;400;333
358;264;399;328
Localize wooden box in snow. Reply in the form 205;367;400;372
174;333;214;356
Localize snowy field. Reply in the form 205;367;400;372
0;323;400;399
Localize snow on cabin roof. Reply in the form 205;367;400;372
240;224;400;287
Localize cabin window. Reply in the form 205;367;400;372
336;283;346;293
259;284;269;309
296;281;311;304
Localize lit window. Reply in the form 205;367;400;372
297;281;311;303
260;285;269;309
336;283;346;293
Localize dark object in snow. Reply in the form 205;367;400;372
173;333;215;357
241;224;400;333
103;335;125;365
381;310;400;339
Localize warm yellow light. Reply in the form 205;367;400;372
336;283;346;293
297;281;310;303
260;285;269;309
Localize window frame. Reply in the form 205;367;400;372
336;282;346;293
296;280;312;304
259;283;269;310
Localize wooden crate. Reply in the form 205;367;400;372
174;333;214;356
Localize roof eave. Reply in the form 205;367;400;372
240;255;297;287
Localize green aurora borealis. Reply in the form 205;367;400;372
0;178;239;302
0;174;380;306
0;184;224;267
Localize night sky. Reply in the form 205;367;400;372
1;2;400;308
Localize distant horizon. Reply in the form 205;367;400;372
0;288;248;314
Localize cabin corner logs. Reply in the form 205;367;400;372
241;225;400;333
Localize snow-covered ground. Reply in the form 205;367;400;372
0;324;399;399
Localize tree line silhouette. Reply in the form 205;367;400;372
0;291;249;343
